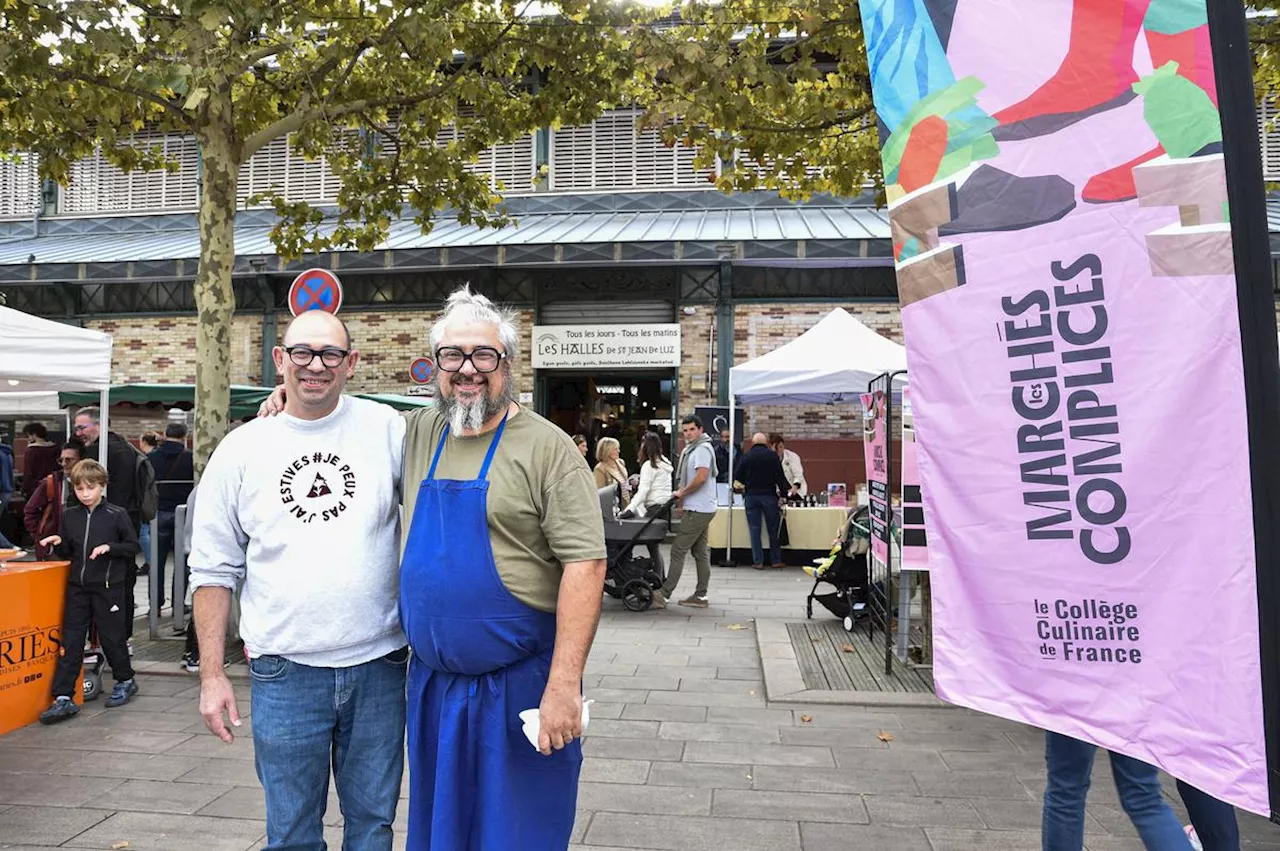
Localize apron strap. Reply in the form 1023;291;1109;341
426;425;449;481
477;414;509;480
427;412;511;482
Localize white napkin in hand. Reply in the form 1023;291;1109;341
519;699;593;751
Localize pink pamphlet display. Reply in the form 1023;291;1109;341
858;0;1269;813
860;391;890;567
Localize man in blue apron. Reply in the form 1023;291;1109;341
400;286;607;850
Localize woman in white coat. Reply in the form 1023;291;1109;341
623;432;674;579
769;433;808;497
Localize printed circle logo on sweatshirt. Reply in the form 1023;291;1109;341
279;452;356;524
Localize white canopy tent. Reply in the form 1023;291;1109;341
0;306;113;465
723;308;909;556
0;392;63;418
730;307;909;406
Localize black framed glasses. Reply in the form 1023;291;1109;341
435;346;505;373
284;345;349;369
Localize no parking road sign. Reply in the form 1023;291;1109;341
410;357;434;385
288;269;344;316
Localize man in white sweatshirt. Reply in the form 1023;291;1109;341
189;309;408;851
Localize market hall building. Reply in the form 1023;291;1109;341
2;107;1280;484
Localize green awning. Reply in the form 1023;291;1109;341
59;384;273;419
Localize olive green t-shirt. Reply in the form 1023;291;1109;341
401;406;607;613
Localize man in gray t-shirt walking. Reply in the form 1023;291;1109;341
656;414;718;609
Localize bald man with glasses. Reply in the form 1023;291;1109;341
190;310;409;851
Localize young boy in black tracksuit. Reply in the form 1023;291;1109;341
38;458;140;723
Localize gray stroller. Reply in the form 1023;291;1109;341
598;484;675;612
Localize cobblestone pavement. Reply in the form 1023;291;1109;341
2;563;1279;850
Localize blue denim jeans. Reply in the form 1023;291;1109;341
1042;731;1193;851
1177;780;1241;851
250;647;408;851
743;493;782;566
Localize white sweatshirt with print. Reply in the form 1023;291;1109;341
189;396;406;667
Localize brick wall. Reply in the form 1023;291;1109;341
83;308;537;399
333;307;535;397
86;314;264;386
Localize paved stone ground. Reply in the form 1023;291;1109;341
2;562;1279;850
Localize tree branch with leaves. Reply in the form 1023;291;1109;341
0;0;647;470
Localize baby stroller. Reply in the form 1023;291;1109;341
804;506;871;632
598;485;674;612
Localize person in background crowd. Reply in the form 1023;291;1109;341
398;286;606;849
21;423;60;499
1177;781;1240;851
714;428;731;485
74;407;156;645
1041;731;1193;850
0;438;13;548
37;459;140;723
593;436;631;507
138;432;161;578
655;414;717;610
147;422;194;609
768;433;808;497
24;439;85;559
733;433;792;570
651;422;670;458
572;434;588;458
191;309;407;851
622;431;675;579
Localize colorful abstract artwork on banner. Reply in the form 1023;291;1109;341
858;0;1267;813
861;391;891;567
900;388;930;570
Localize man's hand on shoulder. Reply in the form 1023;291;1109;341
258;386;287;418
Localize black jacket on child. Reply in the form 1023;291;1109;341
51;501;140;586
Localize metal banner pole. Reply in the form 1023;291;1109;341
1208;0;1280;820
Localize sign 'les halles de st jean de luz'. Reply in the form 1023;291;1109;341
531;325;682;369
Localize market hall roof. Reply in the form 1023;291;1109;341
0;192;893;284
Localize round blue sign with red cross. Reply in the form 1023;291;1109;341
288;269;344;316
410;357;434;385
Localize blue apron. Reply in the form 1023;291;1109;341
400;416;581;851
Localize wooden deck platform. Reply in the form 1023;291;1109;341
787;619;934;694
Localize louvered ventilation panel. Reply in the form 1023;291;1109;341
238;137;289;208
61;134;200;214
0;153;39;220
550;109;713;192
432;122;535;193
743;152;824;183
550;123;597;191
1259;98;1280;182
487;136;535;193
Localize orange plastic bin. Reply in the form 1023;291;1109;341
0;561;74;735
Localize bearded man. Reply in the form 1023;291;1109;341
398;286;606;850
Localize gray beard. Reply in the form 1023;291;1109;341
434;374;515;435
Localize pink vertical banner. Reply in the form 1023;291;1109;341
861;391;891;566
900;388;929;569
858;0;1269;814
